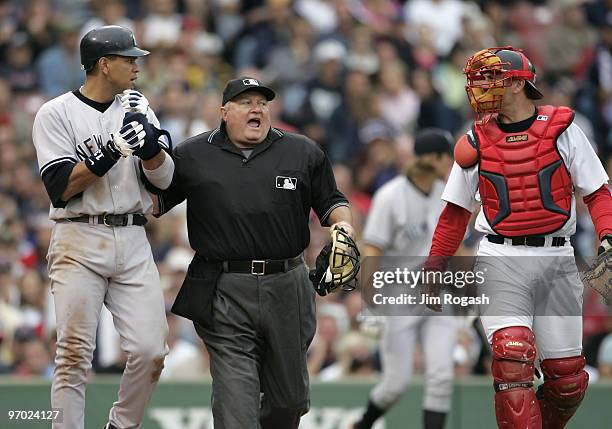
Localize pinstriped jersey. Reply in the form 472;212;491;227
363;176;445;259
32;91;167;220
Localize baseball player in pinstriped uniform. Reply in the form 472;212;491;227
353;129;458;429
31;26;175;429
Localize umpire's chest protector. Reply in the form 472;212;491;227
473;105;574;236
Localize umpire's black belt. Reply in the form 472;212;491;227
60;213;148;227
222;255;304;276
486;235;566;247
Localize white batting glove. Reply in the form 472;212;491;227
112;121;146;157
120;89;149;114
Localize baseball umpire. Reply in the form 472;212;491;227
353;129;458;429
427;46;612;428
32;26;174;429
146;77;358;429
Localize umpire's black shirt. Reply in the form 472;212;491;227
154;124;348;260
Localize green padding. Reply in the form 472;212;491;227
0;377;609;428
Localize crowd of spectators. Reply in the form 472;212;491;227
1;0;612;385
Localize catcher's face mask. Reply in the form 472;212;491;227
326;227;361;290
463;46;539;117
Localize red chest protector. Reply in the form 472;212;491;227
473;105;574;236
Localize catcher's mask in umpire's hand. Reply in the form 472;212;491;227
328;227;360;289
310;227;361;296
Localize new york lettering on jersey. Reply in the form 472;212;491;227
33;91;165;219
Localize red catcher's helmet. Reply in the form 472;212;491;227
463;46;543;116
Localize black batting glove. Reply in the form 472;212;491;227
123;112;162;160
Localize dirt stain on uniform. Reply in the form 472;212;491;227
151;357;165;382
98;238;108;251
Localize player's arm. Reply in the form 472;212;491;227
60;162;99;200
427;202;472;262
140;150;175;190
149;144;187;217
62;121;146;199
426;155;479;269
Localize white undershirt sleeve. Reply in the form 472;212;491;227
142;151;174;190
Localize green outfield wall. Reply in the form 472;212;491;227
0;377;610;428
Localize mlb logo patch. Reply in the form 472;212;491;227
536;115;549;121
243;78;260;86
276;176;297;190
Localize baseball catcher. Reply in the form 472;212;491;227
310;222;360;296
424;45;612;429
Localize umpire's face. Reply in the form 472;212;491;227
221;91;271;146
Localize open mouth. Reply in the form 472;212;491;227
247;118;261;128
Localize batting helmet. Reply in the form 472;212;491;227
463;46;543;115
80;25;149;72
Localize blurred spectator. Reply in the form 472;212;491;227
433;43;471;117
332;164;370;232
0;0;17;60
404;0;468;57
160;313;209;379
161;246;193;310
0;77;34;145
17;269;46;330
377;60;419;134
347;0;402;37
1;31;38;93
355;119;398;194
263;15;314;86
142;0;183;47
322;331;378;380
288;39;346;142
544;0;597;80
308;303;348;377
36;20;83;98
13;335;53;378
0;260;24;366
10;326;38;370
188;31;227;91
294;0;338;35
15;0;56;58
346;25;379;76
0;322;10;373
79;0;134;39
598;330;612;378
187;89;224;137
158;79;197;145
326;69;376;162
412;67;463;134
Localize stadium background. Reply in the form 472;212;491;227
0;0;611;427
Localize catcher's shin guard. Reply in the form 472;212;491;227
537;356;588;429
491;327;541;429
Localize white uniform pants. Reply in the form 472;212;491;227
476;238;583;360
371;315;459;412
48;222;168;429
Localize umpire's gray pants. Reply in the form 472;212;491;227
194;264;316;429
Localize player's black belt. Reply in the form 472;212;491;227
486;235;566;247
61;213;148;227
222;255;304;276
